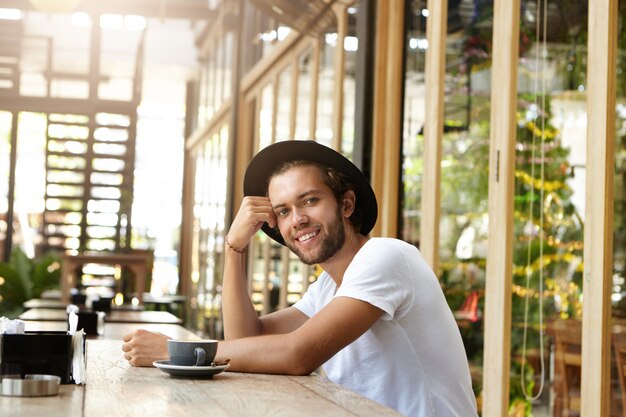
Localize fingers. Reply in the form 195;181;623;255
229;197;277;247
121;331;135;353
264;211;277;229
120;330;139;364
231;196;276;234
241;198;274;226
120;330;169;367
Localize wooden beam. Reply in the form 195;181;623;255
179;151;195;299
419;0;447;274
179;79;198;298
240;31;302;94
0;95;135;115
310;40;321;141
482;0;520;416
332;4;347;151
289;56;298;140
581;0;617;416
371;0;404;238
370;0;389;238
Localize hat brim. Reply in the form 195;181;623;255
243;140;378;246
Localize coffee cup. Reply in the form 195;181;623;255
167;339;218;366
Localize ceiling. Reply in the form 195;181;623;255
0;0;211;106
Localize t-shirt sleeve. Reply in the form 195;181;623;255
293;277;321;318
335;241;413;321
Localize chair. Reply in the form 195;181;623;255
551;319;582;417
613;330;626;417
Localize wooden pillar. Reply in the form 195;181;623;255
370;0;388;238
371;0;404;238
481;0;520;416
332;4;347;151
179;148;196;299
581;0;617;416
419;0;447;273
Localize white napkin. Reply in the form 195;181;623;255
68;310;78;335
0;316;25;334
71;329;86;384
67;310;86;384
66;304;79;315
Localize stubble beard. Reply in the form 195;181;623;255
285;207;346;265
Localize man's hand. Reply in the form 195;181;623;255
121;329;170;367
227;196;276;251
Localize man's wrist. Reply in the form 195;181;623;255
225;236;247;254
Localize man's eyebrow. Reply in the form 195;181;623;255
271;189;321;210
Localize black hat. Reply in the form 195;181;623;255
243;140;378;245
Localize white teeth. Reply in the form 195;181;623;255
298;232;316;242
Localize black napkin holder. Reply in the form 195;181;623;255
74;311;101;336
70;292;87;306
0;332;74;384
92;297;112;313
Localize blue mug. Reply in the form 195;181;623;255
167;339;217;366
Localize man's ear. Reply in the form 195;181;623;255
342;190;356;218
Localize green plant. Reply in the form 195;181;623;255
0;248;61;318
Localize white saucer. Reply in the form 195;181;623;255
153;360;230;378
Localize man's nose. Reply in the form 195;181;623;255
291;209;308;226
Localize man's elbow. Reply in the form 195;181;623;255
287;360;318;376
283;342;324;376
289;361;320;376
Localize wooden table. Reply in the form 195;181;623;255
25;296;185;314
23;322;200;341
143;294;187;314
19;309;182;325
23;298;144;311
0;339;401;416
60;252;152;305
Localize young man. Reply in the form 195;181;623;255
122;140;477;417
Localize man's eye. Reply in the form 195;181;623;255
305;197;317;205
276;209;288;217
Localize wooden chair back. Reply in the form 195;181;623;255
552;319;582;416
613;330;626;417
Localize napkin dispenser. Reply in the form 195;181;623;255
92;297;113;313
74;311;105;336
0;332;76;384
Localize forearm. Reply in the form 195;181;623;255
222;196;278;339
215;334;314;375
216;296;383;376
222;244;262;339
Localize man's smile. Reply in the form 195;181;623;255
295;229;319;243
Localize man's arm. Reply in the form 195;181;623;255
122;295;380;368
215;296;383;375
222;245;309;338
222;196;310;339
121;303;310;367
122;197;307;367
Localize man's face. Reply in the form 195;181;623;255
268;165;347;265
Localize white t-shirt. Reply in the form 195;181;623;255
293;238;477;417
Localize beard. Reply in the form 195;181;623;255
285;207;346;265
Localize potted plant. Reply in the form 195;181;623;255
0;248;61;318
